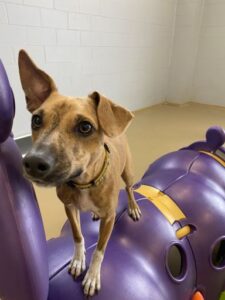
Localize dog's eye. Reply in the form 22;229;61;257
32;115;42;129
77;121;93;136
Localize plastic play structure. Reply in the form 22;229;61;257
0;58;225;300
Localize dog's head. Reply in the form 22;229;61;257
18;50;134;186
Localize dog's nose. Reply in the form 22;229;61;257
23;154;52;178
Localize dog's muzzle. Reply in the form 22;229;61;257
23;149;55;180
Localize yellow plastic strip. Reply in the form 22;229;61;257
200;151;225;167
219;291;225;300
135;185;186;225
176;226;191;239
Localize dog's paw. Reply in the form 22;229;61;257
82;269;101;296
91;213;100;222
128;202;142;221
68;249;86;278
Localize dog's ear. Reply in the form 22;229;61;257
89;91;134;137
18;50;57;113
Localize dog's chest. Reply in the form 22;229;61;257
73;190;98;213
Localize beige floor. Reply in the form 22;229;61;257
34;102;225;239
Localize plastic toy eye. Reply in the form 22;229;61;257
32;115;42;129
166;244;187;281
211;238;225;268
77;121;93;136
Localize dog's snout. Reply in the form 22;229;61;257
23;153;53;178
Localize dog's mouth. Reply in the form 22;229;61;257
24;168;83;187
29;177;54;187
65;168;84;186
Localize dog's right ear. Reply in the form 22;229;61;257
18;50;57;113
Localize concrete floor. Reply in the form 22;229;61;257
34;102;225;239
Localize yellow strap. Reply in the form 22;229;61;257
176;225;191;239
135;185;186;225
219;291;225;300
200;151;225;167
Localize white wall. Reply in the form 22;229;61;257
193;0;225;106
168;0;225;107
1;0;225;138
167;0;205;103
0;0;177;138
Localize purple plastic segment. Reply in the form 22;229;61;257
0;137;49;300
48;200;196;300
182;126;225;153
141;149;225;300
0;59;49;300
0;60;15;143
206;126;225;150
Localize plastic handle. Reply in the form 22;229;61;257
206;126;225;151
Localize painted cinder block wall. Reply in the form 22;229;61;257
167;0;225;107
0;0;177;138
193;0;225;106
1;0;225;138
167;0;204;103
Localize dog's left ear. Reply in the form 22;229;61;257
89;91;134;137
18;50;57;112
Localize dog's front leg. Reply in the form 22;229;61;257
65;204;86;278
82;213;115;296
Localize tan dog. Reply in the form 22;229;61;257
18;50;141;296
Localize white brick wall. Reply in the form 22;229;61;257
27;27;56;45
24;0;53;9
0;24;27;43
79;0;100;15
1;0;22;3
41;8;67;28
7;3;41;26
0;0;177;138
0;2;7;23
68;13;91;30
54;0;79;12
57;29;80;46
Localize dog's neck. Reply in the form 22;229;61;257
67;144;110;190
